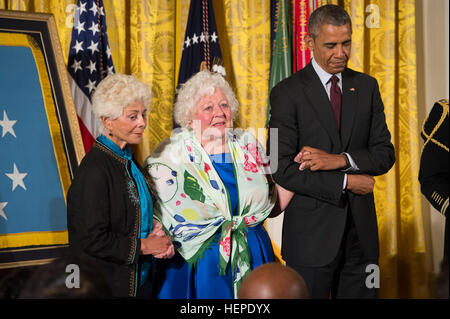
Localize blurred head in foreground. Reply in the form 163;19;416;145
238;262;309;299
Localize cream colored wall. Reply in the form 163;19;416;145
416;0;449;275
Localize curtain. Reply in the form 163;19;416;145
339;0;429;298
1;0;429;298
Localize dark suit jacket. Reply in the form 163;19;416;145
269;62;395;267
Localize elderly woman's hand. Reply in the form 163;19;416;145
151;219;165;236
151;220;175;259
154;244;175;259
140;220;173;256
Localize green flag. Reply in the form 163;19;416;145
266;0;292;127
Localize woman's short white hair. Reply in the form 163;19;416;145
173;70;239;128
92;73;152;128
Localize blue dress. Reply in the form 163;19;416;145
155;153;274;299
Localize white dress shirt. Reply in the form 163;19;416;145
310;58;360;191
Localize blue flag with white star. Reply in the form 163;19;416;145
68;0;115;151
0;40;67;249
174;0;225;128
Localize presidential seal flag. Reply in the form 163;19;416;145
174;0;225;128
68;0;115;151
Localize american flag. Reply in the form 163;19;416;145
67;0;115;151
174;0;225;128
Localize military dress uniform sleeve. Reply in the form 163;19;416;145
419;99;449;216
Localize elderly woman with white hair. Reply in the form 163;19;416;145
144;70;293;299
67;73;174;298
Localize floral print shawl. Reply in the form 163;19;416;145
144;128;276;297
